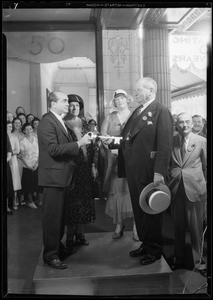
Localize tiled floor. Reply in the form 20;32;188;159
5;199;208;296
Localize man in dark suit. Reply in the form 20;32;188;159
118;77;173;265
37;91;92;269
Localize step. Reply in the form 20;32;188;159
33;231;173;295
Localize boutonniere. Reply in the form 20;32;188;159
188;144;196;151
143;111;153;125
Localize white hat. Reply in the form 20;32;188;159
113;89;127;98
139;183;171;214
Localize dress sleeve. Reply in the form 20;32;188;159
7;134;12;153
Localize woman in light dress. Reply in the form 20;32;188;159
20;123;43;209
7;121;22;210
12;117;25;205
100;89;139;241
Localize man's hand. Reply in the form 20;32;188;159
101;134;113;145
153;173;165;186
78;133;93;147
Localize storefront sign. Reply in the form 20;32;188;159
170;35;207;70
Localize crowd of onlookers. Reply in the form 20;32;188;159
6;107;207;217
7;106;42;214
172;113;207;137
6;91;207;276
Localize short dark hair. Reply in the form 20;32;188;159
12;117;22;131
15;106;26;115
17;113;26;118
192;114;202;118
48;91;59;108
26;113;35;120
88;119;97;126
32;117;40;128
21;122;33;133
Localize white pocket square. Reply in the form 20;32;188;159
150;151;157;159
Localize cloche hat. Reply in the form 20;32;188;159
67;94;84;110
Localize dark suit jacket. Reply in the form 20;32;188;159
118;100;173;184
37;111;79;187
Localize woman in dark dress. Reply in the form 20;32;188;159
63;94;98;248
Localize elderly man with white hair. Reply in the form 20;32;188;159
118;77;173;265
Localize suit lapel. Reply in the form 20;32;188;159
173;133;182;164
130;105;156;140
182;133;196;164
49;111;70;141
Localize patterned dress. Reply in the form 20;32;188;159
65;118;96;226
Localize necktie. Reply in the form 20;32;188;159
122;104;144;141
180;137;186;160
132;104;144;119
61;119;68;133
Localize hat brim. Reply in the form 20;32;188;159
139;182;171;214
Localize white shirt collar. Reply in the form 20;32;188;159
51;110;63;120
143;98;155;109
50;110;67;132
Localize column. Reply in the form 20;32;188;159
143;27;171;109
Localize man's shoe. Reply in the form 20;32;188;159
44;258;68;269
171;257;185;270
130;244;147;257
59;247;77;261
140;254;161;265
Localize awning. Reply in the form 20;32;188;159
171;62;206;101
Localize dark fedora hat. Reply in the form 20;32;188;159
139;183;171;214
67;94;84;110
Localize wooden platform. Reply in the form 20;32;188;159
33;231;173;295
